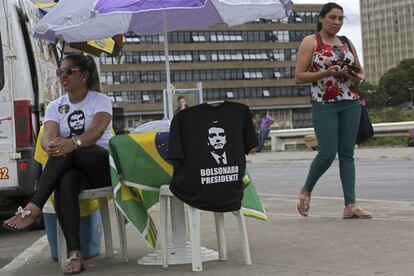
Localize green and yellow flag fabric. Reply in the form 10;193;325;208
109;132;268;248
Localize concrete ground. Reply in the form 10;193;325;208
2;147;414;276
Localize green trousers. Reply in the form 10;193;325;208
304;100;361;205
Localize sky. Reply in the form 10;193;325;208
293;0;363;64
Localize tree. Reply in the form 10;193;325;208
378;59;414;106
359;81;389;108
400;59;414;86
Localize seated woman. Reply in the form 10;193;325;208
3;54;113;275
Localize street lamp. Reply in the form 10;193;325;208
408;87;414;109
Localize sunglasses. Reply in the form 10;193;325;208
56;67;80;77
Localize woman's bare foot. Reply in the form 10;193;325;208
2;203;41;231
296;186;311;217
63;251;85;275
343;204;372;219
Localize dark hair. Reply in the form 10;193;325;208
177;95;185;101
317;2;344;32
208;121;225;131
62;54;101;92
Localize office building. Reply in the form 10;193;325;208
360;0;414;85
99;4;323;132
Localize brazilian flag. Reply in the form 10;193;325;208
109;132;268;248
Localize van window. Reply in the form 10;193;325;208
0;31;4;91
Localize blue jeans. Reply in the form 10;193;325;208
256;128;270;151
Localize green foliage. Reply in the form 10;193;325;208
367;108;414;123
379;69;411;105
360;82;391;108
359;136;408;147
377;58;414;106
368;113;381;123
401;112;414;121
359;81;377;100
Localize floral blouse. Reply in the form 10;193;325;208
310;33;360;102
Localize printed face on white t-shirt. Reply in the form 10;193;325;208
67;110;85;136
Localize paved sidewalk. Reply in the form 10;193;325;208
247;146;414;163
4;148;414;276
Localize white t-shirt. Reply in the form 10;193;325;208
44;91;113;149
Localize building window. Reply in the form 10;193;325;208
142;95;150;102
123;29;313;45
114;92;124;102
192;32;206;42
274;72;282;79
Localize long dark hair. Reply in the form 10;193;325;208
317;2;344;32
62;54;101;92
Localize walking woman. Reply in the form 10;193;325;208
295;2;371;219
3;54;113;274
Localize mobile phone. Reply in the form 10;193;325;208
343;63;360;74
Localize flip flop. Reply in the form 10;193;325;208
343;206;372;219
296;193;311;217
63;252;86;275
2;207;39;232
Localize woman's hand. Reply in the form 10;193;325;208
47;137;77;157
326;65;365;84
346;72;365;85
326;64;348;78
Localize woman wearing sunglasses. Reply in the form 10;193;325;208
3;54;113;274
295;2;371;219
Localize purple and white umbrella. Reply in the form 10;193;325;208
34;0;292;117
34;0;292;42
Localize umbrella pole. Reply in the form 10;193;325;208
163;11;174;119
162;9;187;247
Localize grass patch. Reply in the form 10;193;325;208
368;108;414;123
359;135;408;147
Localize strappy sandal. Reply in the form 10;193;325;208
2;207;40;232
63;252;85;275
296;192;311;217
343;205;372;219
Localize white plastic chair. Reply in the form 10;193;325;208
33;127;128;267
159;185;252;272
56;187;128;268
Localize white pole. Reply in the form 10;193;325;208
162;89;168;120
163;10;174;119
162;10;186;248
197;82;203;103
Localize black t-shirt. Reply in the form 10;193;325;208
168;101;258;212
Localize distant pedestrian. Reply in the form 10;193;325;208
174;95;189;115
251;112;259;133
256;112;274;152
294;2;371;219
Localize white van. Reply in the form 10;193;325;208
0;0;62;207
